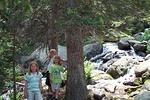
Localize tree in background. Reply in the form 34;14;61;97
0;1;34;98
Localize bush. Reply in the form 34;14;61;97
84;60;93;81
139;28;150;42
138;28;150;53
10;91;23;100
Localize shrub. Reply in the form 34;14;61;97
84;60;93;81
138;28;150;53
139;28;150;42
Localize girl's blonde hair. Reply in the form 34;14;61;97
28;61;39;75
53;55;62;65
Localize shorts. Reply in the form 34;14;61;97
28;91;43;100
51;83;60;92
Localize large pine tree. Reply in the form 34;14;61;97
66;27;87;100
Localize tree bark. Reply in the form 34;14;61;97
66;27;87;100
12;32;16;100
48;0;59;50
49;34;58;50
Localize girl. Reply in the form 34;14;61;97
49;55;64;99
24;61;43;100
45;49;57;92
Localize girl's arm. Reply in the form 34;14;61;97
24;80;28;98
40;79;43;92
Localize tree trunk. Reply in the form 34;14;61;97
49;34;58;50
48;0;59;50
66;27;87;100
12;32;16;100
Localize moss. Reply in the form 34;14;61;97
144;79;150;84
133;78;143;86
142;72;150;83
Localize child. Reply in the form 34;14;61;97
45;49;57;92
24;61;43;100
49;55;64;99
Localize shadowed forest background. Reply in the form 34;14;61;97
0;0;150;100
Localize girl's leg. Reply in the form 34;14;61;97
55;90;59;99
28;91;34;100
51;83;56;97
51;83;60;99
35;91;43;100
55;84;60;99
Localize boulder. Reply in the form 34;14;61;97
118;39;131;50
134;59;150;77
135;91;150;100
106;66;122;79
133;42;147;53
128;39;141;46
134;65;147;77
136;51;147;57
87;90;105;100
91;70;113;81
93;94;105;100
84;42;103;60
107;56;138;79
145;54;150;60
144;80;150;91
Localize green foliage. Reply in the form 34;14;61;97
0;31;13;93
0;0;34;93
10;91;23;100
84;60;93;81
137;28;150;53
0;0;8;10
63;1;105;29
5;81;13;89
139;28;150;42
0;95;2;100
6;65;22;79
147;45;150;53
24;0;33;15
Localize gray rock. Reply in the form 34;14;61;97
144;80;150;91
91;70;113;81
22;45;67;68
128;39;141;46
136;51;147;57
118;39;131;50
107;56;138;78
135;91;150;100
134;59;150;77
93;93;105;100
133;42;147;53
84;42;103;60
133;32;144;40
134;65;147;77
104;84;116;93
130;91;140;97
145;54;150;60
106;66;123;79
